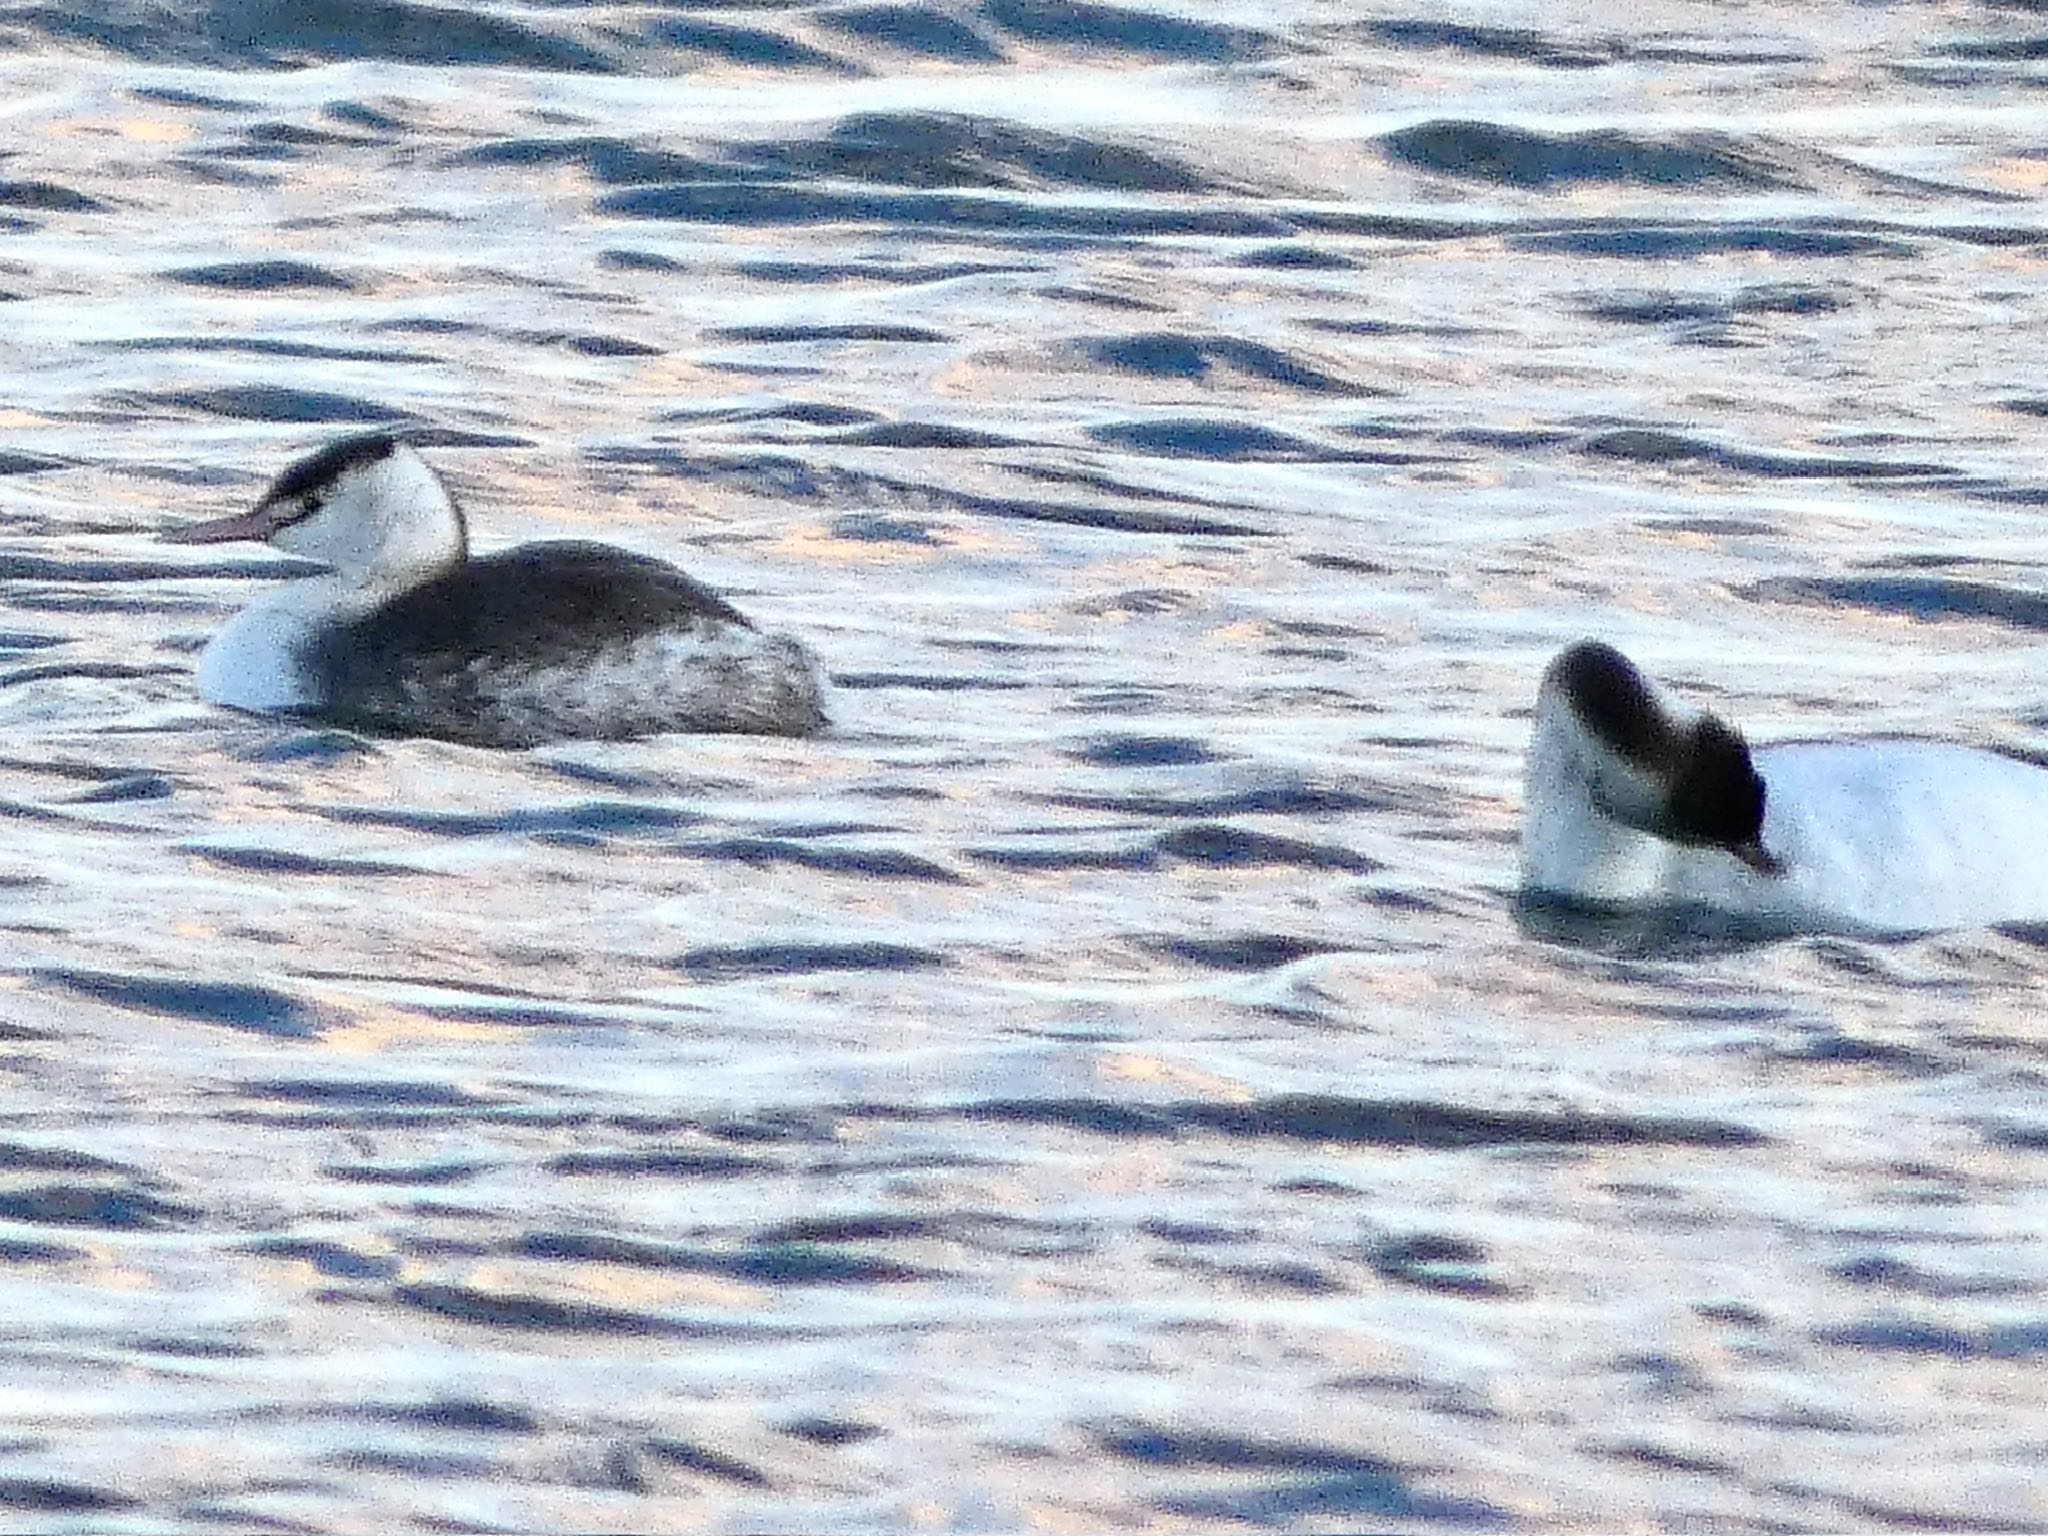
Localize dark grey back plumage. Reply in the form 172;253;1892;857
303;541;756;742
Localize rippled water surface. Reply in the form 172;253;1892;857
2;2;2047;1530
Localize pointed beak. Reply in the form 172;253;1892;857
1731;839;1783;877
160;498;293;546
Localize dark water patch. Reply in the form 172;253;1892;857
1582;428;1954;479
237;1078;497;1111
644;17;850;72
547;1149;769;1178
1192;1259;1344;1294
0;452;70;476
170;157;281;189
0;1185;199;1231
163;259;358;292
831;671;1029;691
1832;1254;2026;1299
105;335;441;364
1988;1122;2048;1150
1237;243;1358;270
684;837;966;884
1833;1496;2047;1536
181;0;621;72
233;730;379;764
453;135;740;186
1602;1441;1734;1475
825;422;1017;450
1582;293;1727;325
966;842;1158;872
0;1479;137;1515
314;800;702;839
1100;1426;1507;1527
676;400;881;429
129;85;256;110
391;1284;711;1337
246;1238;403;1281
366;1399;539;1434
706;324;949;344
738;111;1227;194
403;426;536;450
0;1141;125;1174
1083;333;1380;395
980;0;1270;61
0;661;184;691
127;386;415;423
2005;397;2048;418
643;1438;770;1487
1152;934;1347;971
949;1095;1763;1148
1511;223;1914;259
1738;282;1849;315
369;317;477;336
1384;120;1799;189
728;256;1038;286
0;180;106;213
1038;283;1173;312
1771;1032;1947;1074
1362;19;1615;67
827;514;944;545
185;844;425;879
1746;575;2048;631
598;182;1291;239
64;772;172;804
595;446;1269;535
674;942;947;981
512;330;661;358
1089;417;1425;461
1155;824;1381;872
779;1416;883;1446
1369;1233;1514;1297
37;968;321;1039
126;1334;258;1359
325;1161;485;1187
1046;782;1391;817
1067;734;1219;767
1934;34;2048;60
238;119;388;151
518;1230;935;1285
1813;1319;1985;1358
331;1447;502;1478
817;5;1005;61
0;1237;86;1263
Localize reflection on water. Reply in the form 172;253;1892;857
0;0;2046;1529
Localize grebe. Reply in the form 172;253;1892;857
1522;639;2048;936
163;434;826;747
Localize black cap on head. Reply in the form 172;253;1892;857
1666;715;1767;852
1554;640;1668;767
265;432;399;505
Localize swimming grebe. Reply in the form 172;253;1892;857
1522;639;2048;935
163;434;826;747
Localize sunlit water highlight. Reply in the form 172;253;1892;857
0;1;2046;1530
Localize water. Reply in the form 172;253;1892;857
1;2;2046;1530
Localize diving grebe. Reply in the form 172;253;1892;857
1522;639;2048;935
164;433;826;747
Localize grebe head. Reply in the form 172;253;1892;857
1544;640;1777;874
164;433;467;593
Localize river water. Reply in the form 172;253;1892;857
0;2;2045;1531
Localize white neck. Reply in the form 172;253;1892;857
1521;686;1679;903
273;445;466;601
